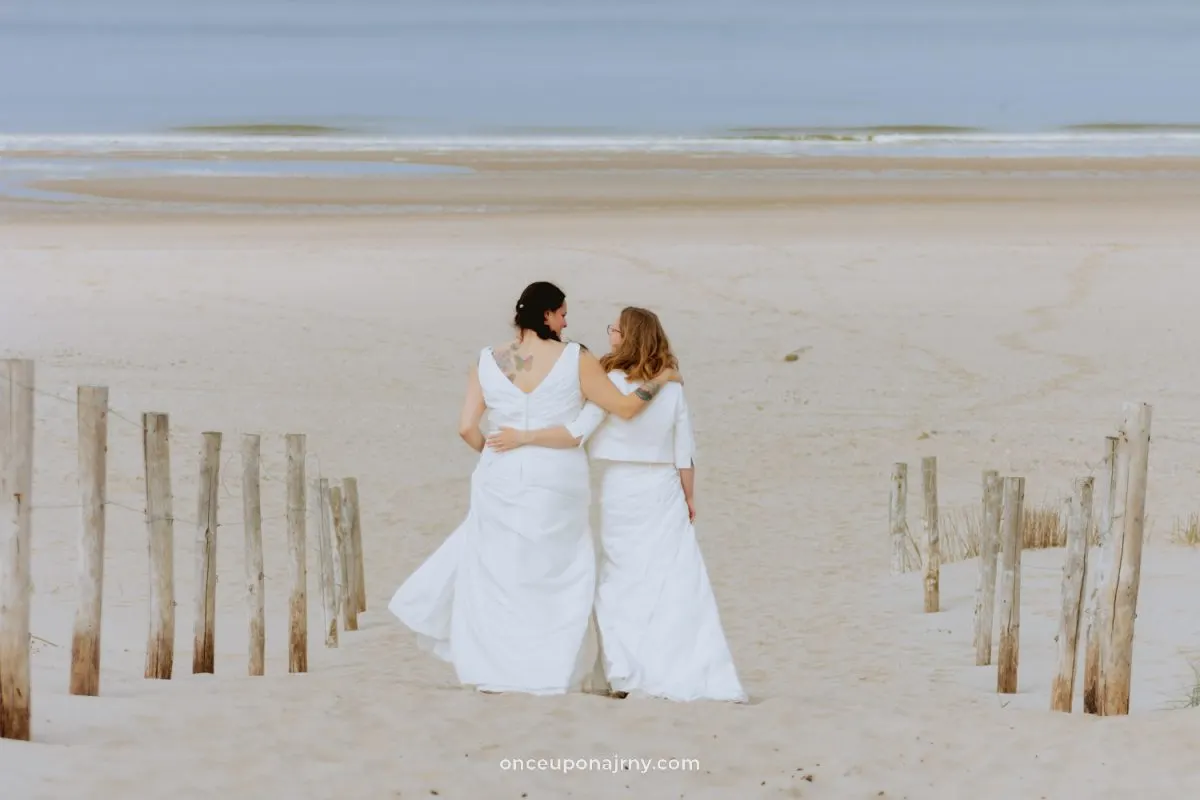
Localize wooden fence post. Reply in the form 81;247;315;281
70;385;108;697
192;432;221;674
333;485;357;632
996;476;1025;694
285;434;307;673
315;477;338;648
921;457;939;612
1050;477;1093;712
889;463;910;575
242;434;265;677
329;484;348;629
0;360;35;740
1086;434;1127;714
0;361;6;735
343;477;366;613
1102;402;1153;715
143;412;175;680
973;470;1002;666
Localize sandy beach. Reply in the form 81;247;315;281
3;156;1200;798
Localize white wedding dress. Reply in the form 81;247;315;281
578;372;747;703
388;342;601;694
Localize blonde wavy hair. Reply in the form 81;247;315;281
600;306;678;382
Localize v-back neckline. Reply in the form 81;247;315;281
490;342;574;397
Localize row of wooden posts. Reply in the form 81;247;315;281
0;359;368;743
889;401;1153;716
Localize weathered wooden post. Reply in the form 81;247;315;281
996;476;1025;694
285;434;307;673
242;434;265;677
329;484;348;628
0;359;35;740
315;477;338;648
143;412;175;680
921;457;939;612
1050;477;1093;712
333;485;357;632
343;477;366;613
70;385;108;697
889;463;910;575
1084;435;1122;714
193;432;222;674
973;470;1002;666
1102;402;1152;716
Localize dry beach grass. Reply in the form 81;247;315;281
905;501;1073;567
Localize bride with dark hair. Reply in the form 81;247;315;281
388;282;680;695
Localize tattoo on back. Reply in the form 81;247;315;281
492;341;526;381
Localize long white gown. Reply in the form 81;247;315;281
578;372;747;703
388;342;600;694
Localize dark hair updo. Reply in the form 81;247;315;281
513;281;566;341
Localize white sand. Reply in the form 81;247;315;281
3;168;1200;798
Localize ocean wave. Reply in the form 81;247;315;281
0;157;471;180
5;130;1200;158
170;124;354;136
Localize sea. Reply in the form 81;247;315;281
3;0;1200;159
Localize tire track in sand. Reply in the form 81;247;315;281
980;246;1122;413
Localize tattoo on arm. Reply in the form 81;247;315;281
634;380;664;402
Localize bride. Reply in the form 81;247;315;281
388;282;679;695
487;306;746;702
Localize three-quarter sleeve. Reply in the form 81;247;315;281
673;391;696;468
565;400;608;444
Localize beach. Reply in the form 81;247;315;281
2;153;1200;798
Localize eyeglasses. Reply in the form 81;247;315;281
606;325;621;335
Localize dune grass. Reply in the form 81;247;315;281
903;499;1096;570
901;500;1197;570
1163;658;1200;710
1169;513;1200;546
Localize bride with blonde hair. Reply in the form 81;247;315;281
487;306;745;702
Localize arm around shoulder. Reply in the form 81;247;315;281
579;349;678;420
